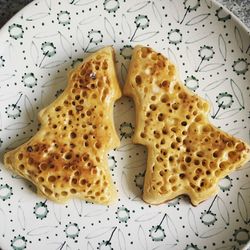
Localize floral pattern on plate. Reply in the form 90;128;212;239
0;0;250;249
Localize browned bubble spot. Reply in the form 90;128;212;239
28;157;34;164
95;141;102;149
70;188;76;194
171;142;177;149
151;96;156;101
219;161;228;170
27;146;33;152
201;159;208;167
75;95;80;100
194;159;200;165
158;113;165;121
160;138;165;145
96;55;102;61
169;156;175;162
156;155;163;163
195;168;202;175
196;151;204;157
172;103;179;110
82;91;88;98
197;101;204;109
178;92;187;99
135;75;142;85
193;175;199;181
212;150;220;158
200;179;206;187
71;178;78;185
161;94;168;103
228;151;237;159
161;80;169;88
95;191;101;197
206;170;211;175
39;163;47;171
151;52;157;60
65;152;72;160
48;175;56;182
44;186;53;195
55;193;60;198
76;105;83;111
101;88;109;102
236;142;245;151
38;176;44;183
102;60;108;70
55;106;61;112
204;136;209;142
162;126;168;135
161;149;167;156
141;47;151;58
195;115;203;122
100;196;106;201
159;170;164;177
83;134;89;140
171;127;177;133
169;176;176;184
18;153;24;160
215;169;221;177
140;132;146;138
61;191;68;196
70;132;77;139
185;156;191;163
179;173;185;179
79;179;87;186
181;121;187;126
86;110;92;116
18;164;25;170
149;104;157;111
153;130;161;139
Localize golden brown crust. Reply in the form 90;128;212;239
4;47;121;205
124;45;250;206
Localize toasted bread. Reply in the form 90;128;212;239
124;46;250;206
4;47;121;205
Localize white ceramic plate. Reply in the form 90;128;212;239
0;0;250;249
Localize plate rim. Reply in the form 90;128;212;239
0;0;249;249
0;0;249;36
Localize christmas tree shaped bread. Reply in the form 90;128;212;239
4;47;121;204
124;46;250;206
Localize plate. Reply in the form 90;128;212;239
0;0;250;249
